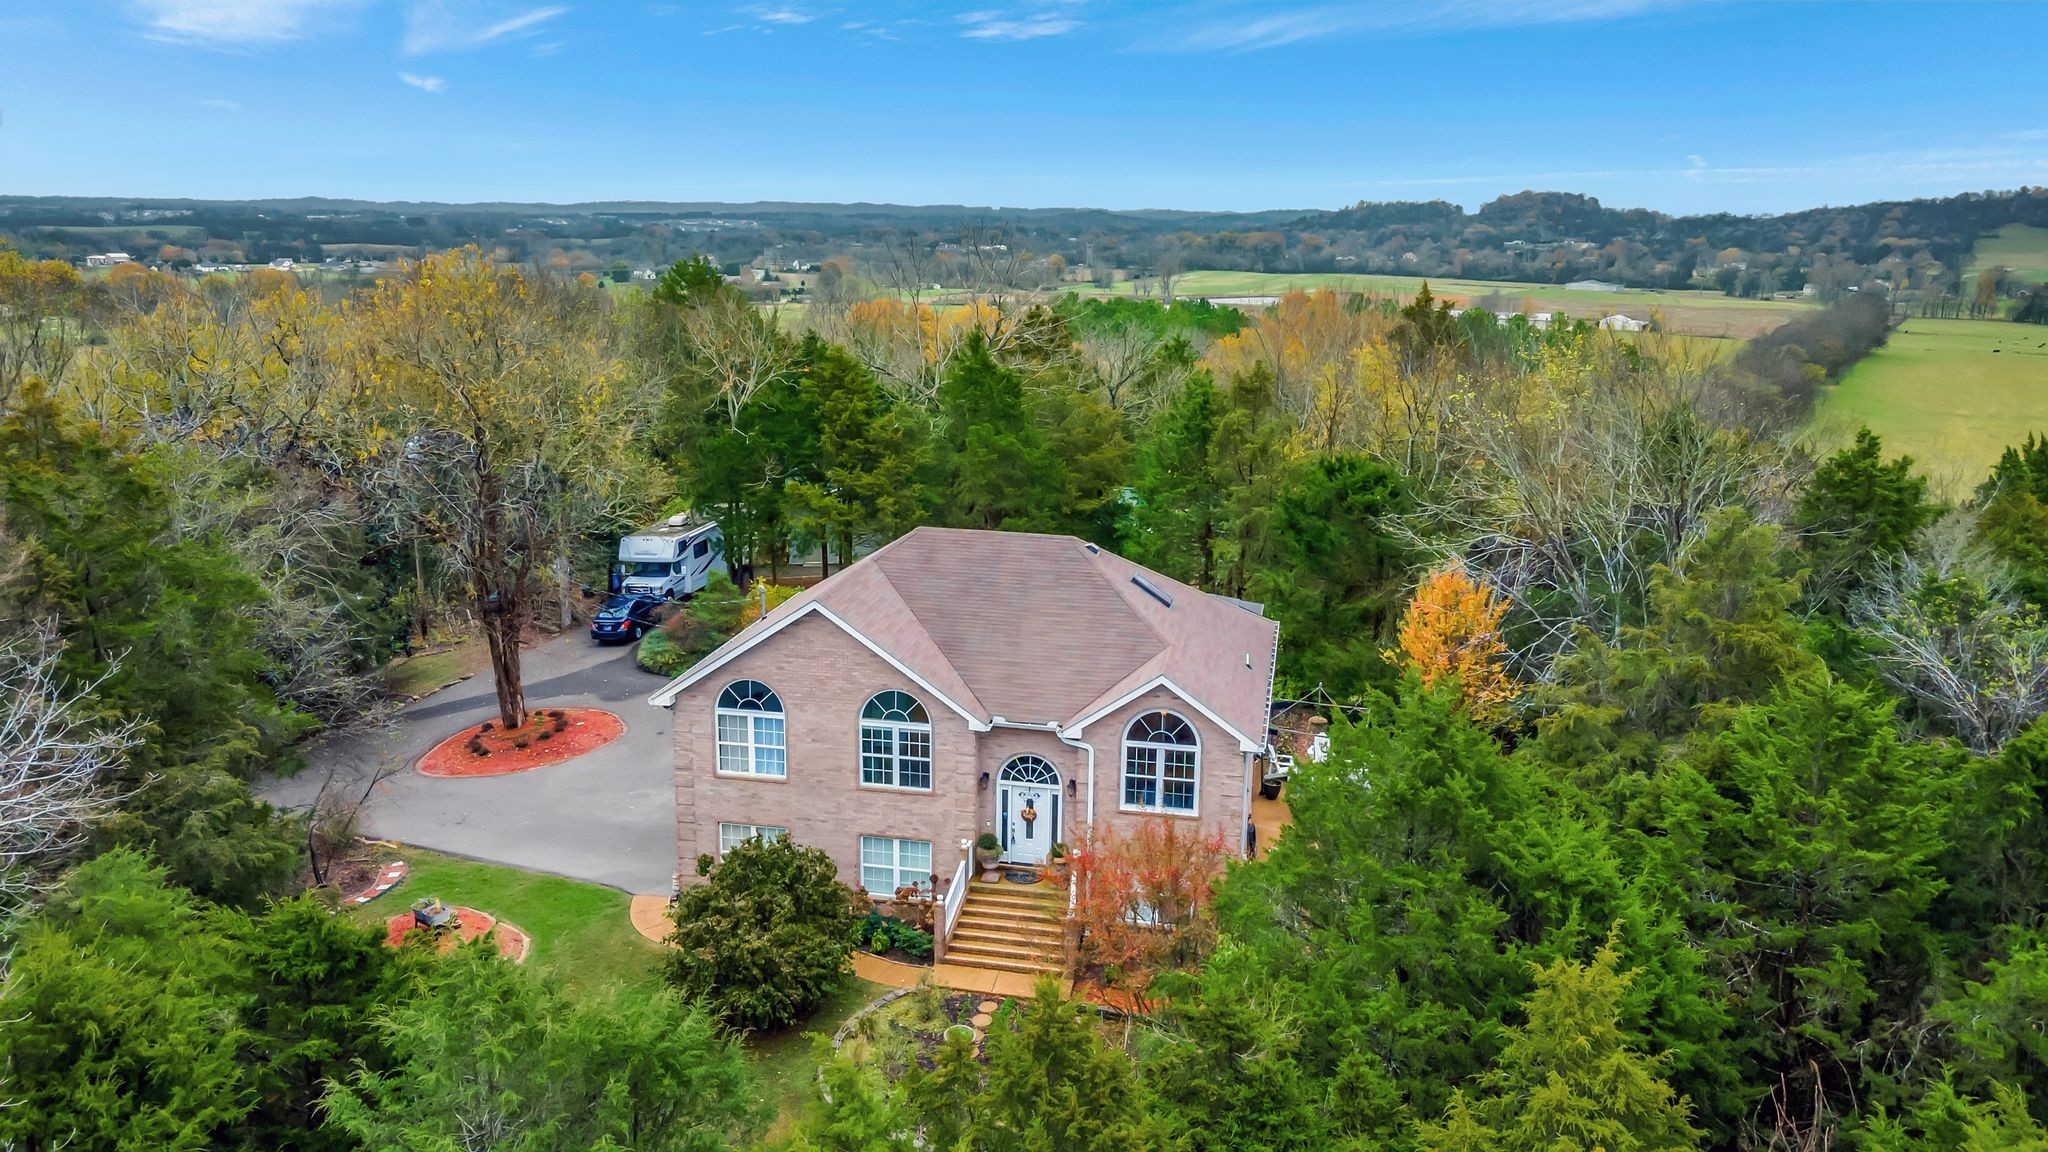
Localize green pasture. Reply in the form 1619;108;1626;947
1967;223;2048;285
1068;269;1812;338
1811;317;2048;491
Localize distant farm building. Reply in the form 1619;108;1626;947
1565;279;1624;292
84;252;132;268
1598;314;1651;332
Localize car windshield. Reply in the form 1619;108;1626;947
623;561;670;577
599;596;640;616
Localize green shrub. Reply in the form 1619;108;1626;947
667;835;858;1031
856;910;934;960
634;630;692;677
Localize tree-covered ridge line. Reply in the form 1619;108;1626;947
4;186;2045;301
2;241;2048;1149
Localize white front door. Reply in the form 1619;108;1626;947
997;756;1061;865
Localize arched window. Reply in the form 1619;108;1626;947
716;680;786;777
860;690;932;790
1000;755;1060;785
1122;710;1198;813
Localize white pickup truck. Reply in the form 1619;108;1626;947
614;515;725;599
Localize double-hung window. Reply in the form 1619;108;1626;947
716;822;788;855
859;835;933;895
859;690;932;790
715;680;786;777
1121;710;1199;814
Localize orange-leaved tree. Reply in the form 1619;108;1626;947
1393;564;1522;725
1069;817;1230;1011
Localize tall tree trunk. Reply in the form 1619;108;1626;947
481;594;527;730
412;537;431;643
553;554;574;630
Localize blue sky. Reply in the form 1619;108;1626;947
2;1;2045;214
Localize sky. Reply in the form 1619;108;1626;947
2;0;2045;216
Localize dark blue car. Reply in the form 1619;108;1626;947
590;594;663;643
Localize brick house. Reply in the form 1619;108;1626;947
648;527;1279;972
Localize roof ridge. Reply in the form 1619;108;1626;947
868;541;985;715
1074;537;1169;652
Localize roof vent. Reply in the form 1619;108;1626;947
1131;574;1173;608
1084;543;1099;554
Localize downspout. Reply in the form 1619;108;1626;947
988;717;1097;839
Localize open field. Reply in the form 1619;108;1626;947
1067;269;1815;339
1811;318;2048;490
1967;223;2048;285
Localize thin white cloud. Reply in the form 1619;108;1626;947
129;0;356;48
398;71;448;92
1158;0;1678;52
958;9;1080;41
743;4;814;25
403;3;568;54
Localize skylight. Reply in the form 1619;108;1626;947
1131;574;1173;608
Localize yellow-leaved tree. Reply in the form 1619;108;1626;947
1392;564;1521;725
346;247;649;729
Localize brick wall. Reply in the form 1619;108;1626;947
670;613;979;895
670;621;1256;894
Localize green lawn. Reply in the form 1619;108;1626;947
352;847;884;1134
1069;269;1814;339
351;847;666;995
1811;318;2048;490
1967;223;2048;285
378;640;485;699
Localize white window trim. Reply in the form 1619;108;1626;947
858;835;934;895
856;688;937;787
715;688;787;779
716;822;788;855
1065;673;1262;754
1119;711;1202;817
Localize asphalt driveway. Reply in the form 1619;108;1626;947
259;633;676;893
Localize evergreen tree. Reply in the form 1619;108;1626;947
945;980;1159;1152
0;850;251;1152
785;335;923;571
790;1043;918;1152
1126;372;1223;587
0;386;304;904
1414;940;1704;1152
1253;453;1413;699
666;834;858;1031
1796;428;1937;614
224;896;400;1152
325;944;755;1151
932;333;1061;533
1674;670;1950;1142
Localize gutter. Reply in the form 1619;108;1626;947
989;717;1097;840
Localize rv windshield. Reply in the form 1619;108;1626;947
623;561;672;577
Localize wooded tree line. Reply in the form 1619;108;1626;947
3;243;2047;1150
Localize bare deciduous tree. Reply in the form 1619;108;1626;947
1852;512;2048;754
0;623;133;923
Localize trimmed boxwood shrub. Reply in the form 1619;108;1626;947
666;836;858;1031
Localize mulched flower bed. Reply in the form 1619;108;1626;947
344;860;409;906
383;905;531;963
417;707;624;777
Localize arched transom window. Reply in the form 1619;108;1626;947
860;690;932;790
716;680;786;777
1000;755;1060;785
1122;710;1198;813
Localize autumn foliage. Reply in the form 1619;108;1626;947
1393;564;1521;724
1070;817;1230;1010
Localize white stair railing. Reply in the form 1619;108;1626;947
939;855;970;943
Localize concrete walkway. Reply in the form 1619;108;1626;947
260;633;677;894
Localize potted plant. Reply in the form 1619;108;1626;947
975;832;1002;881
1044;841;1070;883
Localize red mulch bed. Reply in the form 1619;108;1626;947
417;707;624;777
383;906;531;963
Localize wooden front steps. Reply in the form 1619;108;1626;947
943;879;1067;977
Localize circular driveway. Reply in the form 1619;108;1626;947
260;634;675;893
